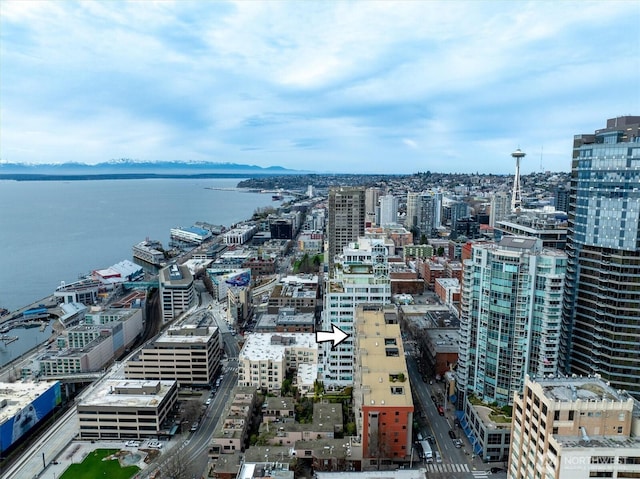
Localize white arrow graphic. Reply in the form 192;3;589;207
315;324;350;349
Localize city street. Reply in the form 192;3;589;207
406;356;491;479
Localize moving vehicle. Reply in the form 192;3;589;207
190;422;199;432
435;451;442;463
437;405;445;416
448;430;457;439
420;440;433;463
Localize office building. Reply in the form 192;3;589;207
125;312;222;387
266;274;320;315
352;304;414;468
407;192;442;239
490;192;511;228
561;116;640;399
365;187;383;227
321;238;391;387
378;194;399;226
328;187;366;274
509;375;640;479
159;264;196;322
77;379;178;440
554;185;570;214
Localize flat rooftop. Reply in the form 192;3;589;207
355;306;413;408
537;376;630;403
554;434;640;450
155;325;218;344
240;333;317;361
78;379;176;408
425;328;460;353
317;470;426;479
0;381;59;425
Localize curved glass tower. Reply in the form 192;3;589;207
560;116;640;399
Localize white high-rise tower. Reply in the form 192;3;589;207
510;149;525;213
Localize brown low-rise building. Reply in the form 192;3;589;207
267;274;320;315
209;387;260;458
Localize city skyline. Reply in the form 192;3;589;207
1;1;638;174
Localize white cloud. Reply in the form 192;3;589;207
1;0;638;173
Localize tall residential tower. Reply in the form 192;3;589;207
457;236;567;407
328;187;366;275
560;116;640;399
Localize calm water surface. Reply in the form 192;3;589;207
0;178;276;312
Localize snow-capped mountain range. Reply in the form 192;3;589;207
0;159;306;179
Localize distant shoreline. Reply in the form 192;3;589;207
0;173;276;181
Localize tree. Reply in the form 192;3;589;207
182;399;201;426
163;449;192;479
202;273;214;295
281;378;294;396
345;422;357;436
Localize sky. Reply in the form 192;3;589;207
1;1;638;175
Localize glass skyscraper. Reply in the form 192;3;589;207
457;237;567;407
560;116;640;398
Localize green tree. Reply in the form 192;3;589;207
345;422;357;436
282;378;293;396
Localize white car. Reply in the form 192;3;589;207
125;440;140;447
147;441;163;449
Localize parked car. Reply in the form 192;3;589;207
125;440;140;447
147;441;163;449
491;467;506;473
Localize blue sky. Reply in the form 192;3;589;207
1;1;638;175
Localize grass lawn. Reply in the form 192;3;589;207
59;448;140;479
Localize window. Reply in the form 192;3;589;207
568;411;574;420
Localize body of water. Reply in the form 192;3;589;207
0;178;278;312
0;321;55;370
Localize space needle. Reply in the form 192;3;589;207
511;148;526;213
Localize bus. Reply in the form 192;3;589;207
420;440;433;463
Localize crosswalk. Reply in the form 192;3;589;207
471;470;490;479
425;463;470;473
